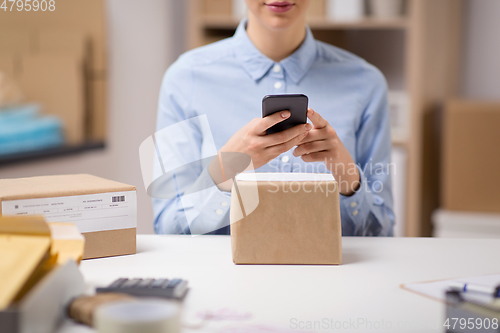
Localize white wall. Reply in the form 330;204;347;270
461;0;500;99
0;0;183;234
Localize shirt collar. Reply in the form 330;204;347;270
233;19;317;84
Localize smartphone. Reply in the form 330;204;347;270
262;94;308;135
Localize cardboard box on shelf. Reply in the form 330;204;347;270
442;100;500;213
204;0;232;16
230;173;342;265
0;31;33;54
307;0;326;18
37;30;89;61
0;0;106;73
0;55;22;107
0;0;107;143
0;174;137;259
0;55;15;79
88;77;107;141
19;54;85;144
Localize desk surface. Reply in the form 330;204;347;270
59;235;500;333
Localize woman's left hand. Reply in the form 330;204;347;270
293;108;361;196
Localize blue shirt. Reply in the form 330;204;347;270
153;20;394;236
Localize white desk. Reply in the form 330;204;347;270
58;235;500;333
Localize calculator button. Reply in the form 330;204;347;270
151;279;169;288
137;279;155;288
166;279;182;289
159;279;170;288
109;278;128;288
121;278;142;288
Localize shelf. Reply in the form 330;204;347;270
201;16;409;30
0;141;106;166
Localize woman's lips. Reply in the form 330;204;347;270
265;1;294;13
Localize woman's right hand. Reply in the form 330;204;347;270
209;111;312;189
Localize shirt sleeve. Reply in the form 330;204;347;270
152;58;231;235
340;65;395;236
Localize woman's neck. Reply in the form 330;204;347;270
246;14;307;62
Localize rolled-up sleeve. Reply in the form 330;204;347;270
340;66;395;236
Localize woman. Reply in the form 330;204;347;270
153;0;394;236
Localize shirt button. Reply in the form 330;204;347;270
281;156;289;163
350;202;357;208
273;64;281;73
221;201;228;207
216;209;223;215
274;82;282;89
353;210;359;216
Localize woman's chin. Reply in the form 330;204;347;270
261;16;298;31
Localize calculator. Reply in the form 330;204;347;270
96;278;189;300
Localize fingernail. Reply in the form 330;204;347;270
305;123;312;131
281;111;290;118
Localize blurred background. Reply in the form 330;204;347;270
0;0;498;237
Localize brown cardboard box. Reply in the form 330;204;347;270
0;0;106;73
0;174;137;259
0;55;15;78
0;31;32;54
88;77;107;141
19;54;85;144
0;0;107;142
204;0;232;16
307;0;326;18
38;30;89;60
441;100;500;213
230;173;342;265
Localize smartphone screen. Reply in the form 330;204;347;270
262;94;308;135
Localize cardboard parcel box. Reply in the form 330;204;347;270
230;173;342;265
442;100;500;213
0;174;136;259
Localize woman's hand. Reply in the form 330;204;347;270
209;111;311;190
293;108;360;196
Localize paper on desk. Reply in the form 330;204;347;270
402;274;500;302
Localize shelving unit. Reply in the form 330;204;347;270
0;142;105;166
185;0;463;237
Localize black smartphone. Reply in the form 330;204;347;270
262;94;308;135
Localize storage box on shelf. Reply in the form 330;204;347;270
441;100;500;214
0;0;107;148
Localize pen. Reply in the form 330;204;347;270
449;281;500;298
